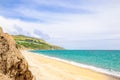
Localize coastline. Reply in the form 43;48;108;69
21;50;120;80
31;51;120;78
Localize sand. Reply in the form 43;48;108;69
21;51;120;80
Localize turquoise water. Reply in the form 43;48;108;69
31;50;120;76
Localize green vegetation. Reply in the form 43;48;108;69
12;35;64;50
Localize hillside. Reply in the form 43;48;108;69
12;35;64;50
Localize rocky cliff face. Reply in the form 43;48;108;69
0;27;33;80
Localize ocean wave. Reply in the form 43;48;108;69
32;52;120;78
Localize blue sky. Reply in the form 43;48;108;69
0;0;120;49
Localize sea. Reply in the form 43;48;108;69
31;50;120;77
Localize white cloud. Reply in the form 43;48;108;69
0;0;120;49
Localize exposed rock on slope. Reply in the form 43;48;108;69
0;27;33;80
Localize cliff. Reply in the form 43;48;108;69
0;27;34;80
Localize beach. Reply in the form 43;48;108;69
21;51;120;80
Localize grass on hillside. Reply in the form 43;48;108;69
12;35;64;50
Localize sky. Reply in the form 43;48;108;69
0;0;120;49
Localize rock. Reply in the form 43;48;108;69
0;27;34;80
0;27;3;35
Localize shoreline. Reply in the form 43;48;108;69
22;50;120;80
31;52;120;78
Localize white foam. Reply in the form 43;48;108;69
31;51;120;78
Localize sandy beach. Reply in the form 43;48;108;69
21;51;120;80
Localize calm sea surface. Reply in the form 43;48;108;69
31;50;120;77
